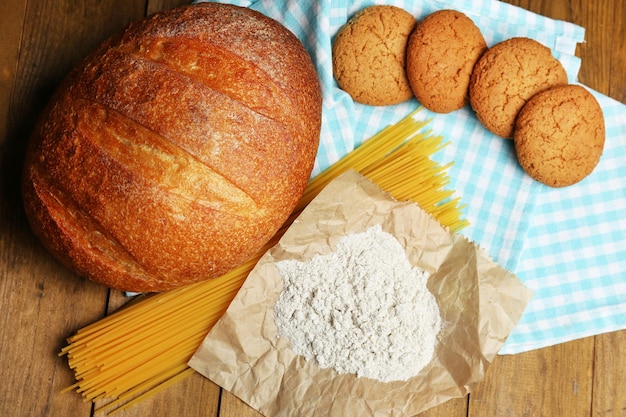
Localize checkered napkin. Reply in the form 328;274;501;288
195;0;626;354
506;93;626;353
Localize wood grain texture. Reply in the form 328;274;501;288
93;372;221;417
220;390;265;417
146;0;191;15
0;0;25;142
418;397;468;417
217;384;470;417
607;0;626;103
573;0;615;96
469;338;595;416
0;2;146;417
593;331;626;417
0;1;624;417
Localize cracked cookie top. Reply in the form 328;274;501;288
514;84;605;187
332;5;416;106
469;37;568;138
406;9;487;114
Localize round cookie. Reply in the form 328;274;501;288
406;9;487;113
332;5;416;106
469;37;568;138
514;84;605;188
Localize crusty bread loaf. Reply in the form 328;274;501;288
21;3;322;292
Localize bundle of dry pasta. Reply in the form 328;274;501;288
60;108;469;414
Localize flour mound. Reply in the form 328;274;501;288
274;224;442;382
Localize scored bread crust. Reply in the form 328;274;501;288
22;3;322;292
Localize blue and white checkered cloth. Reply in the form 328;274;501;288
196;0;626;354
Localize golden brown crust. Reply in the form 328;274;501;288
332;5;416;106
469;37;568;138
406;9;487;113
513;84;605;187
22;3;322;292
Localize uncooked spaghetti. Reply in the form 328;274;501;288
60;108;468;414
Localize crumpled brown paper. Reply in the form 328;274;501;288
189;170;533;417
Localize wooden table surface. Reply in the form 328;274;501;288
1;0;624;416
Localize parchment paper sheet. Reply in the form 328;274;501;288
189;170;533;416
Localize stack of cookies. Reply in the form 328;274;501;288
332;5;605;188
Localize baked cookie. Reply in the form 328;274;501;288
406;9;487;113
332;5;416;106
469;37;568;138
514;84;605;188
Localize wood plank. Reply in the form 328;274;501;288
0;1;104;416
503;0;573;21
418;397;468;417
146;0;192;15
8;1;146;130
219;387;470;417
607;0;626;103
0;264;105;417
220;390;264;417
574;0;614;96
0;1;148;416
0;0;25;142
93;372;221;417
468;338;595;417
592;330;626;417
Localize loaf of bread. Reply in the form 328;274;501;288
21;3;322;292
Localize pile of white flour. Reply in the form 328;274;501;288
274;224;442;382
